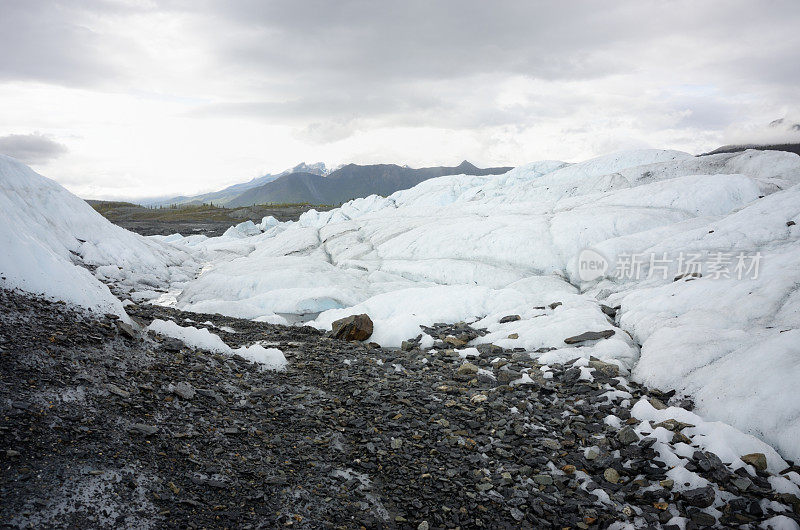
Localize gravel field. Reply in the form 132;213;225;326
2;289;798;529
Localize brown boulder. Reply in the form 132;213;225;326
741;452;767;471
330;314;374;341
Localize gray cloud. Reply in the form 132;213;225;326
724;115;800;146
203;1;630;82
185;1;800;83
0;133;68;164
1;0;799;181
172;0;800;142
0;0;150;85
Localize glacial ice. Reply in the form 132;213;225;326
165;148;800;459
2;147;799;460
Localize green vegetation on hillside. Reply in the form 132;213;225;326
87;200;334;222
85;199;337;236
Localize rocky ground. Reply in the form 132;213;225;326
86;201;335;236
2;288;799;529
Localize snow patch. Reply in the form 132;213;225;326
146;319;286;370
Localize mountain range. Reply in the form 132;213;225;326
139;162;330;207
140;160;512;207
225;160;513;207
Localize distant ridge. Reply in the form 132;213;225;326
225;161;513;207
701;118;800;157
700;143;800;157
140;162;330;207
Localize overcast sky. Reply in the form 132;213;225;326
1;0;799;199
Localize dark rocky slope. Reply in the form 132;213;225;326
1;290;798;528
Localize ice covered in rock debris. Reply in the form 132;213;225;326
167;148;800;460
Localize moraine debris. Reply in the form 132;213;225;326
1;289;798;529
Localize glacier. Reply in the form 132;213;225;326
0;154;199;317
1;148;799;462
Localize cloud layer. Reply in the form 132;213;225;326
0;0;798;198
0;133;68;165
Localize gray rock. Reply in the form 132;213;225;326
588;357;619;376
161;337;184;352
476;371;496;385
689;510;716;526
693;451;724;473
496;370;521;384
682;485;715;508
106;383;130;398
499;315;521;324
639;436;657;448
599;304;617;319
476;343;504;356
197;388;225;404
541;438;561;450
617;426;639;445
169;382;196;400
116;320;136;339
533;474;553;486
564;330;615;344
652;419;694;432
731;477;752;491
129;423;158;436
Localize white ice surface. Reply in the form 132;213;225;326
0;155;198;316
